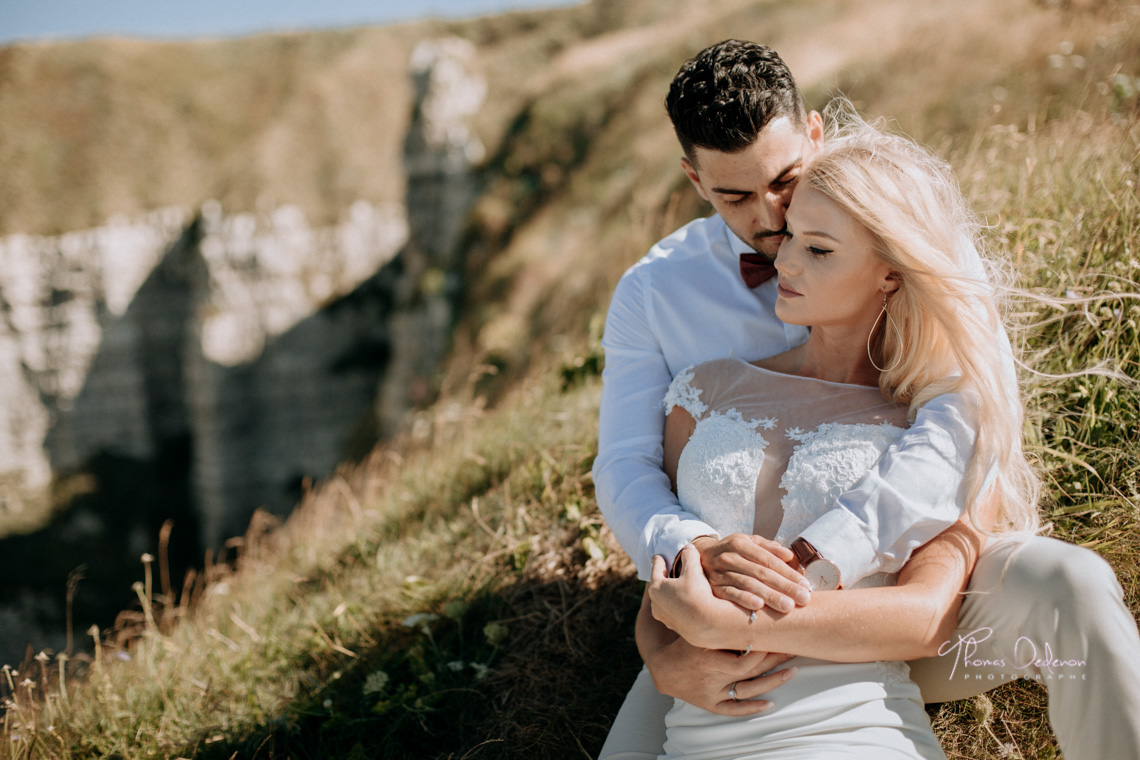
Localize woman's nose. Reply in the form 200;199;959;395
774;237;794;270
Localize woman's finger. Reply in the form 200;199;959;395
650;554;667;583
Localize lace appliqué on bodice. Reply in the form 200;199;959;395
675;410;769;538
774;422;906;547
665;365;906;591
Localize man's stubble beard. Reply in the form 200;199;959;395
752;231;785;259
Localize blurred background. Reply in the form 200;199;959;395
0;0;585;666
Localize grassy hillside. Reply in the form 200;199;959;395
2;0;1139;757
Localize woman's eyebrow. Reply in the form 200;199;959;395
800;229;840;242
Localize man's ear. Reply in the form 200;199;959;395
680;157;710;202
805;110;825;151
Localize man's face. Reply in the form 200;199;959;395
681;113;824;257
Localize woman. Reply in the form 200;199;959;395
641;111;1041;759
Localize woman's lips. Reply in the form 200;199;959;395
777;281;802;298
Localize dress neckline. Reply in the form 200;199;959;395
733;357;883;390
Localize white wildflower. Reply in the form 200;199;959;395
401;612;440;632
362;670;389;695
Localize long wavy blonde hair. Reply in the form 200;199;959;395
801;102;1041;535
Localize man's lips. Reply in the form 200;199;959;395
777;281;802;298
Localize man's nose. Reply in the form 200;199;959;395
756;191;789;231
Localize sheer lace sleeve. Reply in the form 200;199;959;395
663;364;708;419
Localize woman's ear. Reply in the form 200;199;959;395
882;273;901;295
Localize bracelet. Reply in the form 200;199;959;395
668;534;717;578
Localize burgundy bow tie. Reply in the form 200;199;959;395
739;253;777;288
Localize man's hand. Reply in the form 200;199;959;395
647;636;797;715
694;534;812;612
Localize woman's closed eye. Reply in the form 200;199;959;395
783;231;831;257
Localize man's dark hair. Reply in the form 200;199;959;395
666;40;807;162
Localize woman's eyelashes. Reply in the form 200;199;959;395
782;230;832;257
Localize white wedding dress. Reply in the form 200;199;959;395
659;358;946;760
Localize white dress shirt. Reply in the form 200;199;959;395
594;214;977;584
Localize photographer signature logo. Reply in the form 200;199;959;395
937;627;1087;681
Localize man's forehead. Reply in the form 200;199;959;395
692;117;808;181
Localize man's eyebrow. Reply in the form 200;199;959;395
773;156;803;182
709;156;804;195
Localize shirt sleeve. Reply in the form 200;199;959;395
796;392;979;586
593;268;720;580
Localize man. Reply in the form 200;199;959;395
593;39;1140;759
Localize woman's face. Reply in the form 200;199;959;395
774;184;895;330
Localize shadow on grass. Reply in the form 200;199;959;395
177;570;643;760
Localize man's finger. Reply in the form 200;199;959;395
707;697;773;716
749;534;795;561
742;651;796;680
712;570;811;612
709;543;809;588
710;583;765;611
733;666;797;700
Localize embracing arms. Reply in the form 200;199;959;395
596;236;988;608
645;513;986;662
593;267;808;611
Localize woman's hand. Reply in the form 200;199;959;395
650;544;757;650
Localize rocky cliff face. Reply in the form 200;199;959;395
0;37;485;664
375;37;486;440
0;200;408;543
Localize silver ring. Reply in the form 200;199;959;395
728;683;738;701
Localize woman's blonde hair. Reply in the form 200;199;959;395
801;100;1041;535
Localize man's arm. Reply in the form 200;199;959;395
647;515;985;661
636;589;796;715
593;268;721;579
796;392;981;588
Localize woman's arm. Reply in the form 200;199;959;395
648;515;986;662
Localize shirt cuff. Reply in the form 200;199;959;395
797;509;879;588
648;521;722;581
